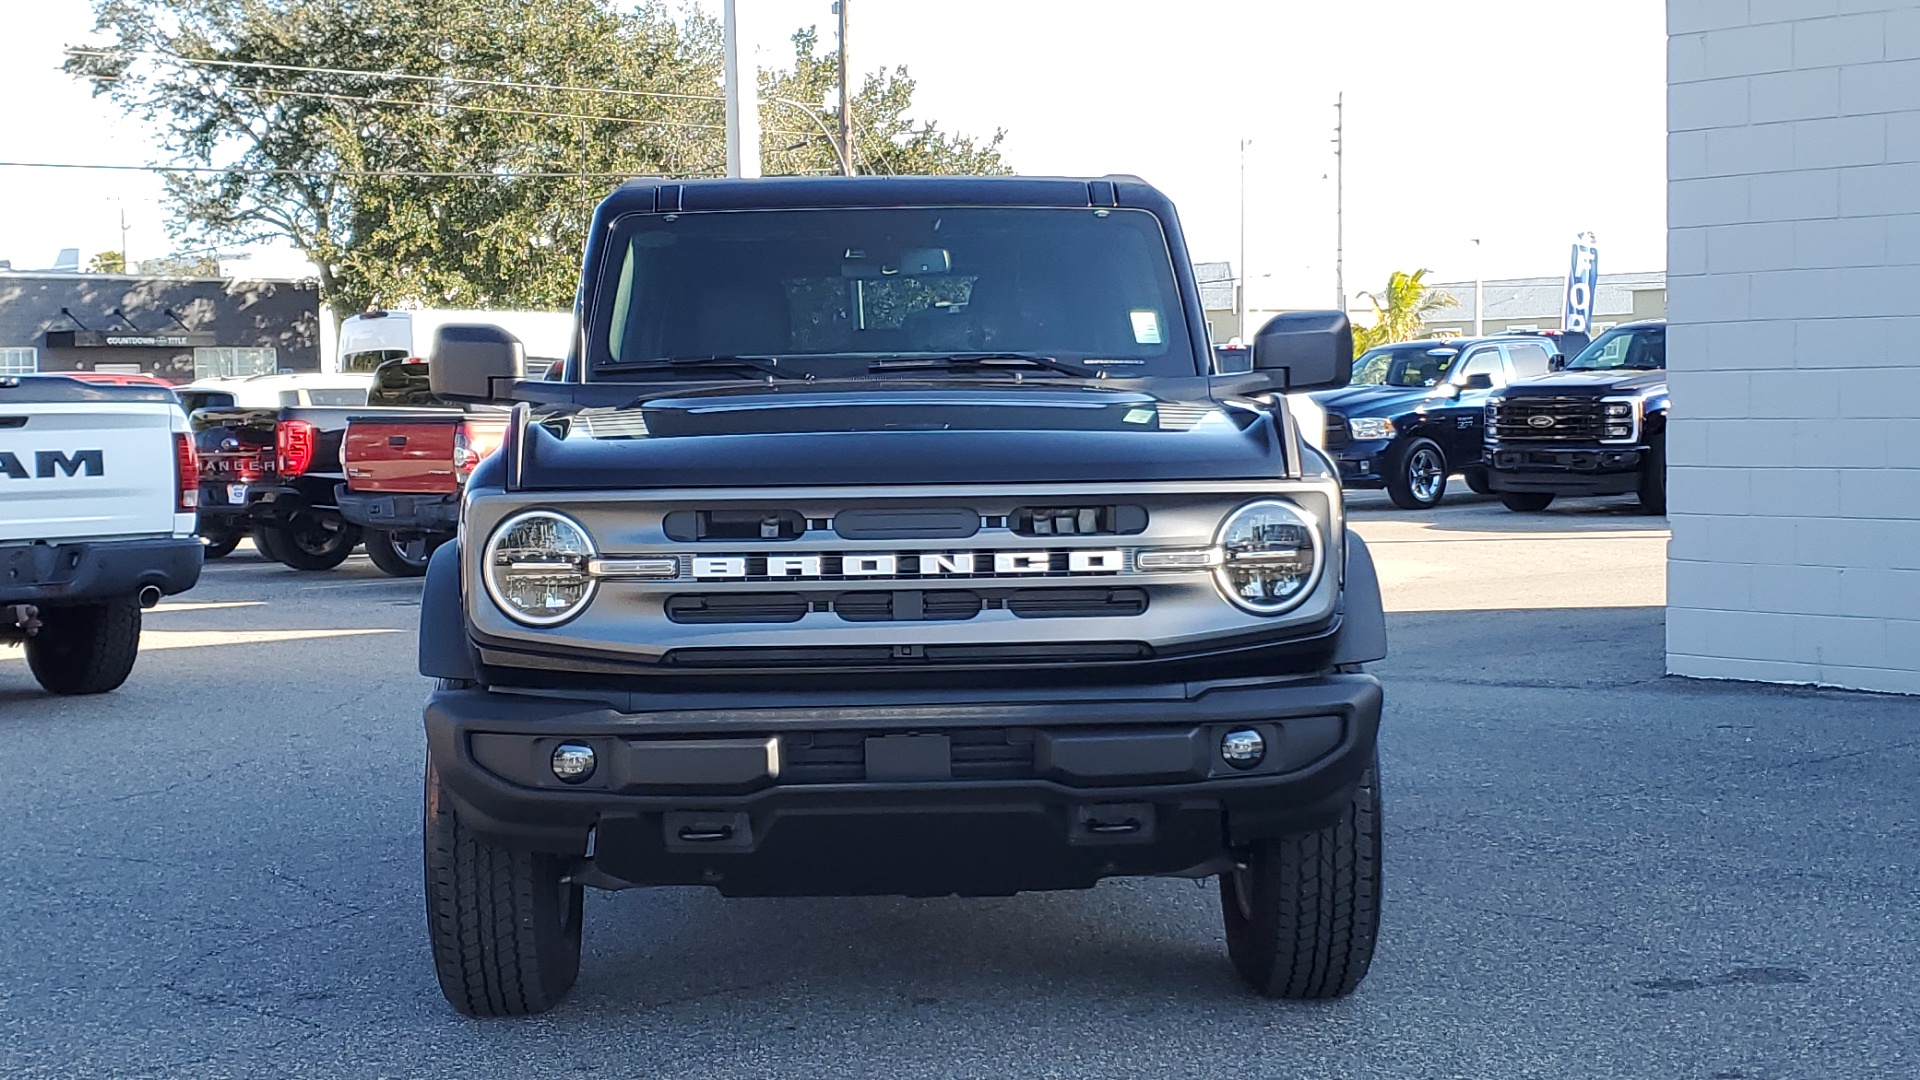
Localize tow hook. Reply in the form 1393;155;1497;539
3;603;41;639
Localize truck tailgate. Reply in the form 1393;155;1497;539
345;415;461;493
1;400;181;543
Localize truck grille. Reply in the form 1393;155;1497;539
780;728;1035;783
1488;396;1604;443
664;588;1148;624
1323;414;1349;449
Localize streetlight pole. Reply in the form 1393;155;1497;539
1334;92;1345;313
722;0;761;179
1237;137;1249;338
837;0;856;175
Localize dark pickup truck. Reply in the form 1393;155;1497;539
336;359;508;576
193;403;368;568
1484;320;1668;513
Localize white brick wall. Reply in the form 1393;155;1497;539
1668;0;1920;695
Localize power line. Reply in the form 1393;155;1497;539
67;47;728;105
232;84;731;134
0;161;659;179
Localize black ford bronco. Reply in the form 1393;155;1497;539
417;175;1388;1015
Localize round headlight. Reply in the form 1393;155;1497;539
483;510;597;626
1213;499;1323;615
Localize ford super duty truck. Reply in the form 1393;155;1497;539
1;376;203;694
416;175;1388;1016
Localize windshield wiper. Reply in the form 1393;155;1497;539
868;352;1097;378
599;355;811;381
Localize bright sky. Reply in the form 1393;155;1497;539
0;0;1668;308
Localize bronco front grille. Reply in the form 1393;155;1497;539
663;588;1149;624
1488;396;1605;442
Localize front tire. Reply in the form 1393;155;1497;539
1463;467;1492;496
258;512;360;571
1499;492;1555;512
365;529;444;578
424;755;583;1017
1221;754;1382;999
24;596;142;695
1637;433;1667;515
1386;438;1448;510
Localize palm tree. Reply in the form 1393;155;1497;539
1352;269;1456;355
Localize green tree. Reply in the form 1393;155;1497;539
759;28;1009;178
137;253;222;277
66;3;1008;322
1352;269;1456;355
87;250;125;273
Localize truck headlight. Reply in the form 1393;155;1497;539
483;510;597;626
1348;417;1395;441
1214;500;1323;615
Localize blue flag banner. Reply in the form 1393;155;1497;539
1562;233;1600;333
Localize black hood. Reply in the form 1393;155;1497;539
509;384;1288;489
1311;383;1439;417
1504;369;1667;395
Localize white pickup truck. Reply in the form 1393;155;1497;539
1;376;203;694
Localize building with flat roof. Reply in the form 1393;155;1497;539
1418;272;1667;338
0;271;320;382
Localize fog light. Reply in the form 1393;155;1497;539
551;743;597;783
1221;729;1266;769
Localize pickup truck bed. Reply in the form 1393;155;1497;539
334;383;507;576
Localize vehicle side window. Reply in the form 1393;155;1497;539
1504;341;1553;379
1458;347;1505;386
279;390;301;408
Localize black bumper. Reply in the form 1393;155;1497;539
334;486;459;533
425;674;1383;897
0;537;202;606
196;474;343;529
1488;446;1645;496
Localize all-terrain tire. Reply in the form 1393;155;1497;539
1220;754;1382;999
1385;438;1447;510
365;529;443;578
1637;432;1667;515
24;595;143;695
424;756;583;1017
200;530;243;560
1499;492;1555;512
258;514;360;571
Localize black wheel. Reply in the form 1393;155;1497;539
200;530;243;560
1637;433;1667;515
424;754;583;1017
1221;753;1382;999
1499;492;1555;512
24;596;143;695
365;529;445;578
1463;467;1493;496
1385;438;1448;510
251;527;282;563
258;512;360;571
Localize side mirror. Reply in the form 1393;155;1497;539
1250;311;1353;392
1462;373;1496;391
428;324;525;403
1549;354;1568;372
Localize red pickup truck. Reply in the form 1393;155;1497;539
335;359;506;576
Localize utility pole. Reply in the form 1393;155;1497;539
722;0;761;178
1333;93;1345;313
118;206;129;273
836;0;855;175
1471;238;1484;336
1237;137;1249;337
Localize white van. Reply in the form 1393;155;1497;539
335;309;575;374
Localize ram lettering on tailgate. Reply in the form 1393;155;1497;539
0;449;105;480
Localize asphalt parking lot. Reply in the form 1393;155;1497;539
3;492;1916;1079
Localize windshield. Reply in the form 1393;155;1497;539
1351;344;1458;388
1566;326;1665;371
594;207;1196;378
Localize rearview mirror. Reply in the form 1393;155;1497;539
1250;311;1353;392
428;324;525;403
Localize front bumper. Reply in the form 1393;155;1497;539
426;673;1383;897
1488;446;1646;496
335;486;459;533
0;536;202;606
1329;437;1393;488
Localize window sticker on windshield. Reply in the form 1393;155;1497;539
1129;309;1163;345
